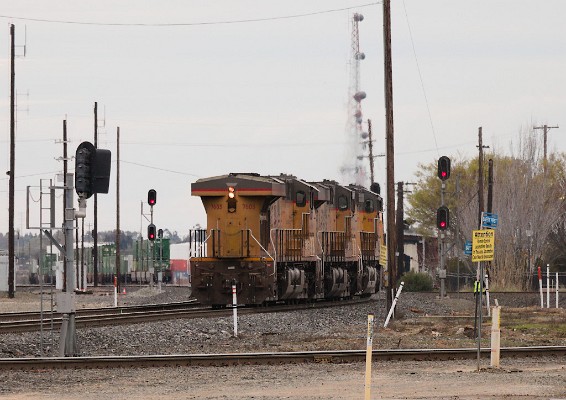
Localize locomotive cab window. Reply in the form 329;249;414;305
364;199;374;213
296;191;307;207
338;195;349;211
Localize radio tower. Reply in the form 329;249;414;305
341;13;368;187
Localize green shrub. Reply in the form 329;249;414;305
400;271;433;292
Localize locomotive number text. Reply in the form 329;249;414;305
243;203;256;210
211;203;223;210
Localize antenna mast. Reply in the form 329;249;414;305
341;13;367;186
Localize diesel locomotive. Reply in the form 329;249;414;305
189;173;384;306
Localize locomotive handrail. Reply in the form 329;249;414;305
269;229;277;277
355;239;363;274
187;231;212;268
244;229;273;261
316;231;325;277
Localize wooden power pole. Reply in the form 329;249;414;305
534;124;559;173
477;127;488;228
383;0;397;310
8;24;15;298
115;127;121;290
93;102;98;287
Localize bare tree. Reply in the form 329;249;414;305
408;126;566;290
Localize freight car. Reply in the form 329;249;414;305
189;173;384;306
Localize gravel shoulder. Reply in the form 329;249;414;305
0;286;565;399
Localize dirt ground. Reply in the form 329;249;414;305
1;288;564;399
0;357;564;400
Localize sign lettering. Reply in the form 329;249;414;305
472;229;495;262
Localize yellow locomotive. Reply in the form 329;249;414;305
190;173;384;306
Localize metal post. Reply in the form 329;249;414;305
546;265;550;309
113;275;118;307
556;272;559;309
61;173;77;357
384;282;404;328
159;238;163;291
538;266;544;308
490;301;501;368
485;273;490;317
150;206;154;287
476;261;484;371
232;285;238;337
439;181;446;298
364;313;375;400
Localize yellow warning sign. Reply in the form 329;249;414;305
380;244;388;287
379;245;387;266
472;229;495;262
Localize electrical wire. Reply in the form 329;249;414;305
0;2;381;27
402;0;439;157
120;160;200;177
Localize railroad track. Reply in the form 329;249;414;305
0;299;200;322
0;297;371;334
0;346;563;370
0;300;201;333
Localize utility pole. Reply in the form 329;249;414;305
93;102;98;287
477;127;489;228
487;159;494;214
533;124;559;173
396;182;404;281
62;120;68;291
115;127;121;290
8;24;15;298
383;0;397;310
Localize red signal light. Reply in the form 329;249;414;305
148;224;156;241
437;156;451;181
436;206;449;231
148;189;157;206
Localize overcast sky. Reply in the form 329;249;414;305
0;0;564;237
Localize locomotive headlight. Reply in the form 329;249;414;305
227;186;237;212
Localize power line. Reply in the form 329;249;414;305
120;140;346;148
402;0;439;157
120;160;200;177
0;3;381;27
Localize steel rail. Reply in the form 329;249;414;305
0;297;372;334
0;299;199;322
0;346;564;370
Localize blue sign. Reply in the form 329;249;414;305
482;212;498;228
464;240;472;255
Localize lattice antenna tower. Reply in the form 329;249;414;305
340;13;367;187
